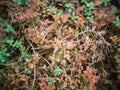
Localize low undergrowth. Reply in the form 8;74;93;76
0;0;120;90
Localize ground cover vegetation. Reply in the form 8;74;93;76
0;0;120;90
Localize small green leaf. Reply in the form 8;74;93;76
2;37;14;46
47;77;56;85
114;16;120;28
55;9;63;16
0;48;10;63
85;10;93;16
4;25;14;33
13;41;22;48
0;18;3;27
12;0;28;6
86;2;94;10
45;5;56;13
65;3;74;12
81;0;89;3
112;7;118;13
71;12;78;21
53;66;63;76
102;0;110;6
22;52;30;59
87;15;94;22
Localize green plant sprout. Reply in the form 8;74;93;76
81;0;89;3
86;2;94;10
12;0;28;6
102;0;110;6
114;16;120;28
47;77;56;85
4;25;14;33
54;9;63;16
2;37;14;46
0;48;10;63
53;66;63;76
84;2;95;22
45;5;56;13
112;7;118;13
13;40;23;49
22;52;30;59
0;18;3;27
85;10;93;16
71;12;78;21
65;3;74;13
86;15;94;23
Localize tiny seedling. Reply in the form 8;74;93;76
0;18;3;26
53;66;63;76
114;16;120;28
13;40;23;49
47;77;56;85
102;0;110;6
65;3;74;13
81;0;89;3
84;2;94;22
4;25;14;33
12;0;28;6
45;5;56;13
2;37;14;46
71;12;78;21
86;2;94;10
0;48;10;63
54;9;63;16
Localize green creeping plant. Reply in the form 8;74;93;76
0;48;10;63
54;9;63;16
13;40;23;49
47;77;56;85
4;25;14;33
114;16;120;28
102;0;110;6
85;10;93;16
86;2;94;10
2;37;14;46
45;5;56;13
21;52;30;59
53;66;63;76
81;0;89;4
12;0;28;6
86;15;94;23
0;17;3;27
85;2;95;22
65;3;74;13
112;7;118;13
71;12;78;21
3;25;24;50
